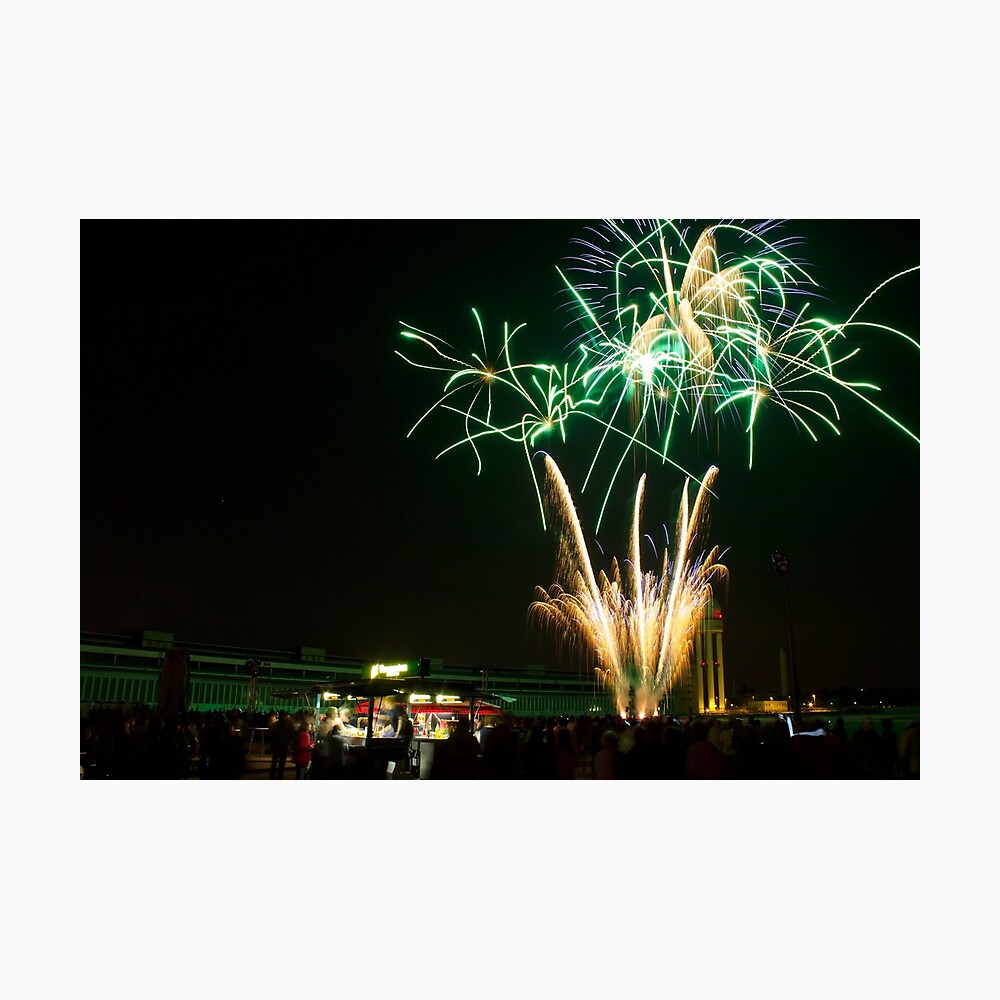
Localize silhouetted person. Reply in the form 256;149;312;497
481;714;519;779
825;716;852;779
395;707;414;775
521;721;555;779
789;728;832;779
620;723;657;779
899;720;919;779
200;712;231;779
753;717;792;778
594;730;621;779
879;718;900;779
312;712;336;779
720;718;740;760
150;713;188;779
429;718;479;779
319;714;350;778
223;710;247;778
707;718;724;752
685;719;733;779
659;719;687;779
118;712;147;778
269;711;295;780
851;718;881;779
554;727;577;779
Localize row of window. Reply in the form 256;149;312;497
79;671;622;717
81;674;256;712
81;674;159;705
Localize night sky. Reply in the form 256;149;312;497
82;219;919;697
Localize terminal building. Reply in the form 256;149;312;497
80;599;730;719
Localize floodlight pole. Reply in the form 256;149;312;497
245;659;260;721
772;552;801;726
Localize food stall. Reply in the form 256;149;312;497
275;676;511;778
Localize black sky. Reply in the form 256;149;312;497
81;219;919;695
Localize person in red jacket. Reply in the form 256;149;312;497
293;721;314;780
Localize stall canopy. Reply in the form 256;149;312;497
272;677;514;745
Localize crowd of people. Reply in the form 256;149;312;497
80;702;919;780
80;705;241;779
465;711;918;780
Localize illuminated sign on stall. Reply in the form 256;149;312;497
370;662;410;679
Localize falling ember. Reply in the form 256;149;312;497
529;456;728;717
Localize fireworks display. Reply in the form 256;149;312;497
397;219;918;710
397;219;920;531
529;456;727;717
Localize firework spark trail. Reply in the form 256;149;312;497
529;456;728;717
397;220;919;529
397;314;586;525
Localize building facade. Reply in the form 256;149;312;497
80;630;621;719
81;597;726;721
667;597;726;716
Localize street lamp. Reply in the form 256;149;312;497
771;552;801;726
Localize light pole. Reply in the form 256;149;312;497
245;658;261;720
772;552;801;725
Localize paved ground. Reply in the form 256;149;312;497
236;750;596;779
241;756;288;779
238;751;416;779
